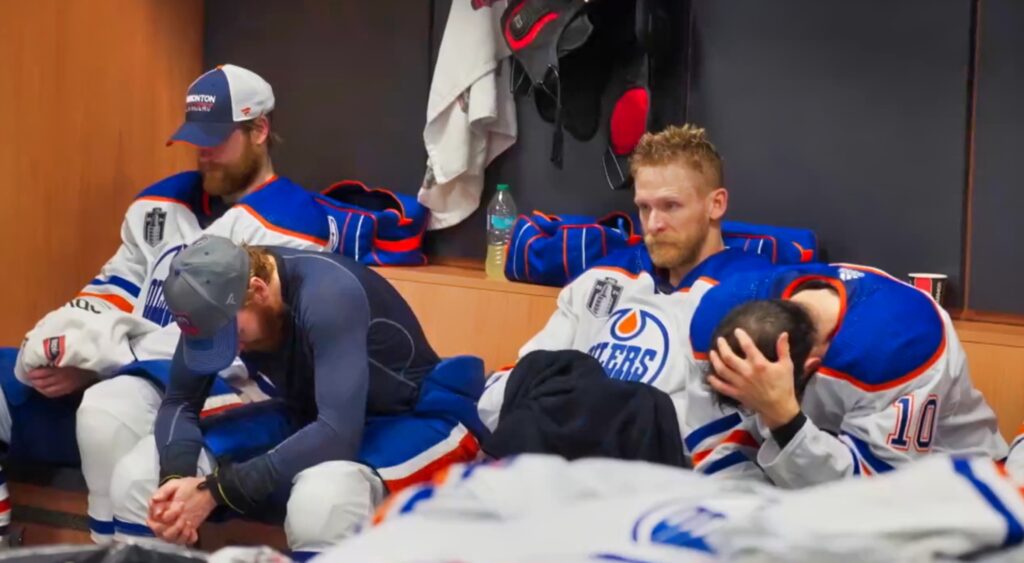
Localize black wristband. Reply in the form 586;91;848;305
204;467;256;514
159;474;184;486
159;442;203;485
770;411;807;450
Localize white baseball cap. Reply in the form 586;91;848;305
167;64;275;148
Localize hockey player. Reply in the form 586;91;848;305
683;263;1006;486
0;64;339;544
109;237;482;560
478;124;772;428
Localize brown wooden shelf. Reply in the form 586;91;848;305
954;319;1024;348
373;265;561;298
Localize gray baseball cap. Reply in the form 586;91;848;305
165;236;251;374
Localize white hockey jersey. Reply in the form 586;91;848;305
478;245;773;429
682;263;1007;487
17;171;333;378
320;454;1024;562
1007;425;1024;482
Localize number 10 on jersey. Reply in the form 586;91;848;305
887;394;939;452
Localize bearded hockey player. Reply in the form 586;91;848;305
1;64;338;544
478;124;771;429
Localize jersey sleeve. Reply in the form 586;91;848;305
724;456;1024;560
478;281;580;429
680;366;768;481
19;201;161;378
478;367;513;432
758;374;946;488
1007;425;1024;483
518;280;581;356
76;214;148;314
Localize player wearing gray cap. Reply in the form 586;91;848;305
0;63;341;545
109;237;484;559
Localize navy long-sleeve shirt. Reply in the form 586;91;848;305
154;248;439;511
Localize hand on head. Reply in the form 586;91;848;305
708;328;801;429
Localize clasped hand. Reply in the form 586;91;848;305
146;477;216;545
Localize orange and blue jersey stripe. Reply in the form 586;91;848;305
842;432;895;475
952;457;1024;548
685;413;760;475
684;412;742;453
85;276;141;298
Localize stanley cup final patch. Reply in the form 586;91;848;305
43;335;66;367
586;277;623;318
143;207;168;247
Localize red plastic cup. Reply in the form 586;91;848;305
908;273;948;305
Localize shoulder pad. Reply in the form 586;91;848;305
134;171;203;210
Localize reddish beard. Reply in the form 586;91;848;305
200;140;263;197
644;220;710;271
242;302;286;352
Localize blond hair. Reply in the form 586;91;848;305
244;246;275;305
629;124;723;190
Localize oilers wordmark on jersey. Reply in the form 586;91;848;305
587;307;670;385
516;245;774;397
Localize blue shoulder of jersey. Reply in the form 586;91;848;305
588;244;649;276
822;267;946;391
589;246;773;284
133;171;204;211
680;248;774;290
688;267;781;359
689;261;828;359
237;176;330;246
693;262;946;389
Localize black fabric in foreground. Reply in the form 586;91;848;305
484;349;685;466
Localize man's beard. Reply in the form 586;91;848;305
201;142;263;197
644;219;710;271
245;302;286;353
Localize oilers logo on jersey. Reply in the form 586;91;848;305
587;308;670;384
140;245;186;327
633;502;727;554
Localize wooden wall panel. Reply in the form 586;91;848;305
0;0;203;345
956;321;1024;440
962;341;1024;440
376;267;558;371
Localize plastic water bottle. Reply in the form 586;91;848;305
485;183;517;280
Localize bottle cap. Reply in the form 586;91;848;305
497;183;510;192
